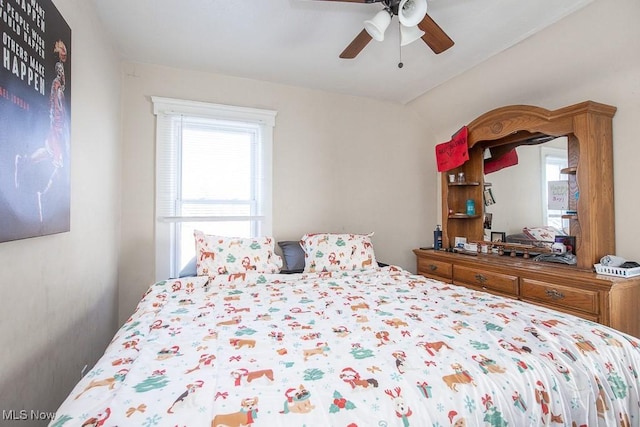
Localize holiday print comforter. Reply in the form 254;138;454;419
51;266;640;427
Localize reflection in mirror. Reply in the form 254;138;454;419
483;137;568;240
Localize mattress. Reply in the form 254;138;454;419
51;266;640;426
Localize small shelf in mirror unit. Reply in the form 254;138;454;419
448;181;481;187
448;213;482;219
561;167;577;175
562;214;578;220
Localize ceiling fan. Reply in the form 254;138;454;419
317;0;454;59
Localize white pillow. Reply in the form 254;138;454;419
300;233;377;273
522;226;566;242
194;231;282;277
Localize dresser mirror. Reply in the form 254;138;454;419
441;101;615;270
483;136;568;239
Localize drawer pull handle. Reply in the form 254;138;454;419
545;289;565;300
474;274;487;284
428;264;438;271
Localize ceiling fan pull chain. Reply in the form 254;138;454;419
398;24;404;68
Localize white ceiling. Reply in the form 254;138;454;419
90;0;593;104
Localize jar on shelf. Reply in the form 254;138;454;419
466;199;475;215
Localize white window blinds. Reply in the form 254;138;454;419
152;97;276;279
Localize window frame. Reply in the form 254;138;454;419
540;145;568;230
152;97;276;279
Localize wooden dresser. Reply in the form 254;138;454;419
414;248;640;338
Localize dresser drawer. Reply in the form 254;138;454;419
453;265;518;296
520;278;599;315
461;282;518;300
417;257;452;280
528;300;599;323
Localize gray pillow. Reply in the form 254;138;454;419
178;257;197;278
278;240;305;271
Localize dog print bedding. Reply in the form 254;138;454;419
50;266;640;426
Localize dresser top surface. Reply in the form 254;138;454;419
413;248;639;285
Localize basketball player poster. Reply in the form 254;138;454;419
0;0;71;242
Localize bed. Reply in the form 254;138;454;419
51;232;640;427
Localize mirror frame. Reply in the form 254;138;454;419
441;101;616;269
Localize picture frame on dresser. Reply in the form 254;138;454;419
491;231;506;242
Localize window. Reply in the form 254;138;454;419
152;97;276;279
540;144;568;231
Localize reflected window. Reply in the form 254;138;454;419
541;146;568;231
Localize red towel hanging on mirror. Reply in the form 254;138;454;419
484;148;519;174
435;126;469;172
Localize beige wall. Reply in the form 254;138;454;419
409;0;640;261
118;64;434;322
0;0;122;418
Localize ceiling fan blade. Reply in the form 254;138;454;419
339;29;373;59
313;0;378;3
417;13;454;54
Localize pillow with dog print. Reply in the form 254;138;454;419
300;232;377;273
522;226;566;242
194;231;283;277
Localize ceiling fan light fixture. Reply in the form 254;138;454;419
400;24;425;46
398;0;428;27
364;9;392;41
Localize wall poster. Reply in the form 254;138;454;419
0;0;71;242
